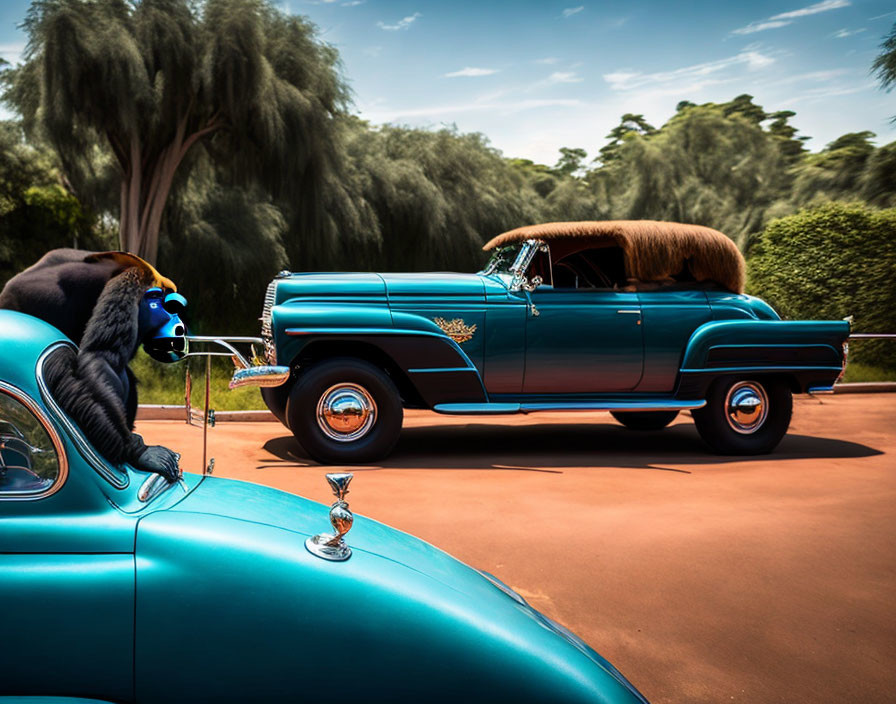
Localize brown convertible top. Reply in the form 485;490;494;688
483;220;745;293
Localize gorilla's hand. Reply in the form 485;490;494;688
134;445;181;482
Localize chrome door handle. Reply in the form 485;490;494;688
616;309;641;314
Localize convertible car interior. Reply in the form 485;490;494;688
528;240;711;291
0;398;56;494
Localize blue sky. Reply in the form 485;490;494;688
2;0;895;165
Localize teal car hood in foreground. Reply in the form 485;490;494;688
134;477;647;703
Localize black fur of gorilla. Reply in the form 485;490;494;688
0;250;180;481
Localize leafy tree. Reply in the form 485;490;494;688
790;132;878;205
508;158;557;197
158;155;289;334
597;102;789;247
859;141;896;207
342;122;542;272
766;110;809;163
0;120;110;286
4;0;347;265
722;94;766;125
748;202;896;370
597;113;656;165
872;23;896;96
553;147;588;178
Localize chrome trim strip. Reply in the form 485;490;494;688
433;400;706;415
283;327;479;370
680;365;843;374
261;279;278;364
0;380;69;501
407;367;480;374
509;240;540;291
807;386;835;395
287;326;440;337
433;403;522;414
36;343;129;489
849;333;896;338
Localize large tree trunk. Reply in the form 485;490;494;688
115;116;220;265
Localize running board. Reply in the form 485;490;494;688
432;399;706;415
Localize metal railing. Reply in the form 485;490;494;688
182;335;267;476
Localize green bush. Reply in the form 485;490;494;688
747;202;896;370
130;349;267;412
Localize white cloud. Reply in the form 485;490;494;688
535;57;560;65
562;6;584;18
342;0;365;6
732;0;849;35
832;27;865;38
770;0;850;21
360;98;582;121
378;12;421;31
732;20;791;35
547;71;583;84
789;81;876;103
604;51;775;91
0;42;25;66
445;67;499;78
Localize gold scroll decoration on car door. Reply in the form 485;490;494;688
432;317;477;344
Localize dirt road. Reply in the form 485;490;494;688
137;393;896;704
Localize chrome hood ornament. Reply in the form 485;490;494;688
305;473;354;561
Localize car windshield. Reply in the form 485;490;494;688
480;244;524;276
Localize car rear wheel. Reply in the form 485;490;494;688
286;358;403;464
692;377;791;454
610;410;679;431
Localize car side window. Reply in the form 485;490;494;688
0;389;61;497
552;246;627;289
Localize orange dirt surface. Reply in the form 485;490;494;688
136;393;896;704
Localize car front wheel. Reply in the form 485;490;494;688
286;358;403;464
692;377;792;454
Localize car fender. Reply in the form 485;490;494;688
272;303;487;407
677;319;849;397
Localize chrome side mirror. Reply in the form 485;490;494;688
305;473;354;561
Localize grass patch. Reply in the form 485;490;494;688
131;348;268;411
841;362;896;383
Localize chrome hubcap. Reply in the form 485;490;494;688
725;381;768;434
316;383;377;442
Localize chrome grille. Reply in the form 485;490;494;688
260;279;278;364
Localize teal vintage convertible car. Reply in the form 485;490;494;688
0;309;648;703
256;220;850;464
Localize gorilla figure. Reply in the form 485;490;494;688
0;249;186;481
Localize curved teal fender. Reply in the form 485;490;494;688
272;303;487;406
135;478;645;703
681;320;850;370
676;319;849;397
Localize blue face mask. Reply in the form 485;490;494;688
139;288;188;363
